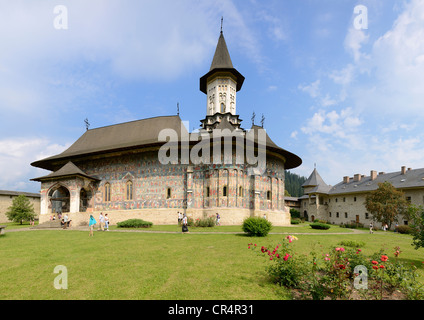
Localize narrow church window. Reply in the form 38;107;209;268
167;187;172;199
104;183;111;202
223;185;228;197
220;103;225;113
126;181;133;201
238;186;243;197
267;190;271;200
206;186;210;198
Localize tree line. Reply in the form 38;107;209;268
284;170;307;197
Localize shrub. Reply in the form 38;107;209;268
242;217;272;237
290;208;300;219
194;216;215;228
291;218;301;225
341;222;365;229
338;240;366;248
185;217;194;227
316;219;328;224
117;219;153;228
396;225;411;234
310;222;331;230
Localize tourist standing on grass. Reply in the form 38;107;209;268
89;215;96;237
98;212;105;231
178;211;183;225
216;212;220;226
369;222;374;234
182;214;189;233
104;213;109;231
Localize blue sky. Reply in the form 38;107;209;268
1;0;424;193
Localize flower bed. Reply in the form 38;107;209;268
248;236;424;300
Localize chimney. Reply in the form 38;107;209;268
370;170;377;180
353;174;362;182
343;176;350;183
401;166;406;175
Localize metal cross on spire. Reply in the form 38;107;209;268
251;111;256;126
220;16;223;33
84;118;90;131
260;114;264;127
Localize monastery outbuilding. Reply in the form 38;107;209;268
300;166;424;229
30;30;302;227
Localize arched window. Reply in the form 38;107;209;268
104;183;111;202
267;190;272;200
223;185;228;197
220;103;225;113
126;181;133;201
238;186;243;197
166;187;171;199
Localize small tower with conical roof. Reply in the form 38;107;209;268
199;23;245;132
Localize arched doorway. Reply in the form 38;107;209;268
49;185;70;214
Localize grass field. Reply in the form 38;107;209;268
1;223;423;300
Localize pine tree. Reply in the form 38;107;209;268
6;195;36;224
285;171;307;197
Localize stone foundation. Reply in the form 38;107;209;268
39;207;291;227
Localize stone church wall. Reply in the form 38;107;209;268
38;150;291;226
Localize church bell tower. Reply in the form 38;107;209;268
199;24;245;132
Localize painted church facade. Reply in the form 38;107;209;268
31;30;302;226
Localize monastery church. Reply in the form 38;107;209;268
30;29;302;226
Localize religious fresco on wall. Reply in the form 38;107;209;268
62;149;288;213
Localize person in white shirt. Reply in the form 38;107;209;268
98;213;105;231
105;214;110;231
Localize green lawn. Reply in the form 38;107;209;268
113;222;355;234
1;226;423;300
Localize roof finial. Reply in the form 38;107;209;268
220;16;223;34
261;114;265;128
177;102;179;116
84;118;90;131
251;111;256;126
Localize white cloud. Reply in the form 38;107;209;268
0;138;70;192
299;0;424;185
301;108;361;137
329;64;355;86
290;131;298;139
344;28;369;63
341;0;424;117
298;80;320;98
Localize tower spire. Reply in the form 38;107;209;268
199;21;245;131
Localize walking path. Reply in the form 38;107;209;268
5;225;368;235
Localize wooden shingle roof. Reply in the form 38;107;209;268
31;115;187;171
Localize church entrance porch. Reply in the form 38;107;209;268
49;185;70;214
